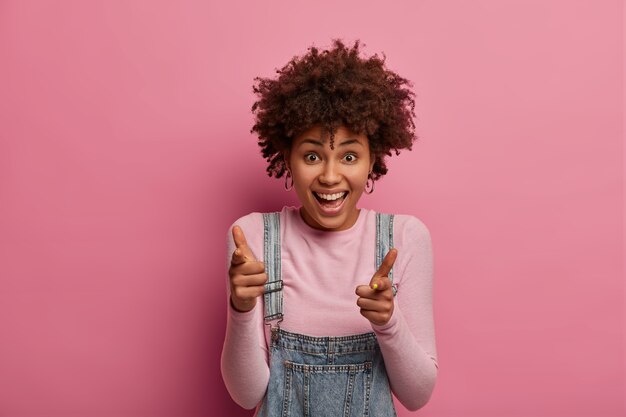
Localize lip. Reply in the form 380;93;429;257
312;190;348;216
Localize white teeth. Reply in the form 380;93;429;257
315;191;346;201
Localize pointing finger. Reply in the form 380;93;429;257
231;225;256;263
232;225;248;250
371;248;398;287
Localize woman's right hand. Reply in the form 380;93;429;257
229;225;268;313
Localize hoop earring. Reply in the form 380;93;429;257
364;172;374;194
284;170;293;191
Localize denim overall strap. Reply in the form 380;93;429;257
262;212;284;325
375;212;397;297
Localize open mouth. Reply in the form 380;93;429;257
313;191;349;212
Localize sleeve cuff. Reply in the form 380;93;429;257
370;307;401;333
228;297;258;320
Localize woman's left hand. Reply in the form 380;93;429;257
355;248;398;326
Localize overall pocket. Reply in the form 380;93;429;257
281;360;373;417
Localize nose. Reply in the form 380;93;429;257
318;160;341;185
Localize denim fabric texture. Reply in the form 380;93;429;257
258;211;397;417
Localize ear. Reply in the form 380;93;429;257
369;157;375;174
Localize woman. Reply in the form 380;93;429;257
221;39;438;416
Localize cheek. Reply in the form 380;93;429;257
292;174;312;195
354;172;370;188
293;166;317;182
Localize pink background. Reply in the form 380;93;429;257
0;1;623;416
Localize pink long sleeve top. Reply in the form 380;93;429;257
221;205;438;413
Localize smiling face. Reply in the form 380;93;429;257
284;125;375;232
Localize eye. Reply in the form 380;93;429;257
344;153;357;163
304;153;319;163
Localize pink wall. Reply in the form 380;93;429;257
0;1;623;416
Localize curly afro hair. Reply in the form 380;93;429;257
250;38;418;182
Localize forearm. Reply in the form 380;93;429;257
372;308;438;411
220;300;269;410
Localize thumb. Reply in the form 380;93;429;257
370;248;398;290
231;225;257;262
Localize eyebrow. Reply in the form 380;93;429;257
299;138;363;147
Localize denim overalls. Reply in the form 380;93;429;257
256;211;398;417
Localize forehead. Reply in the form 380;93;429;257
293;125;368;147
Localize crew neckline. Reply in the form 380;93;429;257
289;205;368;237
